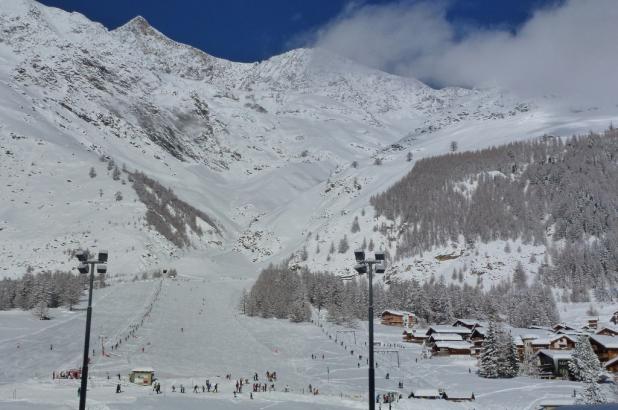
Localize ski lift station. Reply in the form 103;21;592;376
129;367;155;385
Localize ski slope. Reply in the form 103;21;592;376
0;271;587;409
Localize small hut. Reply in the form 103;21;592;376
129;367;155;385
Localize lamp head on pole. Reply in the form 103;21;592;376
354;249;366;263
75;250;88;263
354;263;368;275
77;263;89;274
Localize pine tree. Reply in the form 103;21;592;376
329;242;335;254
512;262;527;289
479;321;500;378
338;235;349;254
89;167;97;178
406;152;413;162
112;166;121;180
498;333;519;378
368;238;375;252
569;334;602;382
351;216;360;233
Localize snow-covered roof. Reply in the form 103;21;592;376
453;318;484;326
131;367;155;373
530;338;551;346
428;325;472;335
434;341;472;350
549;334;578;344
429;333;463;341
382;310;414;317
604;356;618;368
596;325;618;334
536;349;573;361
411;389;441;397
590;335;618;349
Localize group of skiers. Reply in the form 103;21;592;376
171;380;218;394
108;280;162;356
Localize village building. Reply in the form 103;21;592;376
129;367;155;385
610;311;618;325
551;323;577;333
381;310;415;327
589;335;618;362
403;328;428;343
469;327;486;356
408;389;442;400
596;326;618;337
426;326;472;340
427;333;463;344
604;356;618;376
432;340;472;356
452;319;485;330
548;334;577;350
536;350;573;379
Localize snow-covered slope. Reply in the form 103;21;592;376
1;0;616;280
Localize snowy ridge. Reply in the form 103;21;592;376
0;0;616;281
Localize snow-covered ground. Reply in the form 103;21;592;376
0;272;590;409
1;1;618;408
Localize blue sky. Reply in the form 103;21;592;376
38;0;557;63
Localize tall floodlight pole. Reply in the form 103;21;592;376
352;249;386;410
75;249;108;410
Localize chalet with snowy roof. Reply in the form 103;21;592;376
426;326;472;339
452;319;485;330
469;327;486;356
408;389;442;399
381;310;416;327
536;350;573;379
403;328;428;343
551;323;577;333
432;340;472;356
584;317;599;331
548;334;577;350
605;356;618;375
596;326;618;337
428;333;463;343
589;335;618;362
442;390;475;402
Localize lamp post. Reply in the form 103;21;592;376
75;249;108;410
353;249;386;410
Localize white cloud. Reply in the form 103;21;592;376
311;0;618;105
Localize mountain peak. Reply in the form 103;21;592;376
116;15;159;37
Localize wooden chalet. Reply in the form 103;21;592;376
585;317;599;331
548;334;577;350
432;340;472;356
452;319;484;330
551;323;577;333
536;350;573;379
381;310;415;327
426;326;472;340
442;391;475;402
605;356;618;375
427;333;463;344
589;335;618;362
469;327;486;356
408;389;442;399
403;328;428;343
596;326;618;337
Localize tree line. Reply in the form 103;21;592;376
370;127;618;299
0;270;85;318
243;262;559;328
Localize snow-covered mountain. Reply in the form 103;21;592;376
1;0;616;280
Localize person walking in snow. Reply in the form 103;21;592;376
116;383;121;393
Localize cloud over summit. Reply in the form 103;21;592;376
310;0;618;105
